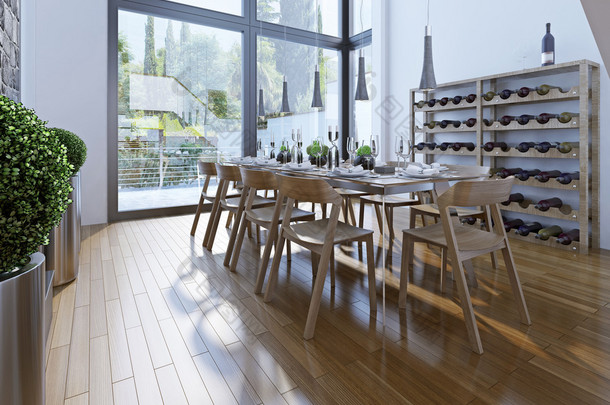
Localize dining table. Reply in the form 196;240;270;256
220;161;489;323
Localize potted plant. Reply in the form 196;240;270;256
0;95;73;405
46;128;87;286
275;144;292;163
354;144;375;170
306;140;329;166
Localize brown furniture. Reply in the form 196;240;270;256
263;174;377;339
358;193;420;240
399;177;531;354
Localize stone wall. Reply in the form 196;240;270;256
0;0;19;101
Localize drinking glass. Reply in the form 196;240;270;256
370;135;380;173
394;135;404;170
347;137;357;168
312;136;325;168
256;138;264;158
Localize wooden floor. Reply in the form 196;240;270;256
45;204;610;404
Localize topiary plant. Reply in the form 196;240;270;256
51;127;87;176
0;96;73;274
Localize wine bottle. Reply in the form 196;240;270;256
556;229;580;245
515;169;541;181
482;91;496;101
463;118;477;127
423;121;438;129
483;141;509;152
504;218;524;232
499;89;515;99
557;142;578;153
535;113;558;124
437;142;452;151
416;100;426;108
516;87;536;97
482;118;493;126
439;120;462;129
451;142;476;151
541;23;555;66
534;197;563;212
557;112;578;123
460;217;477;225
465;94;477;103
452;95;463;105
416;142;437;150
556;171;579;184
438;97;449;106
501;193;525;206
536;84;562;95
517;114;537;125
516;142;536;152
534;170;562;182
499;115;516;126
515;222;542;236
427;99;437;107
496;167;523;178
536;225;563;240
534;141;560;153
489;167;505;177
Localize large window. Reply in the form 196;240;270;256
257;0;340;37
163;0;242;16
117;10;242;212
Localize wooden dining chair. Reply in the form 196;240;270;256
227;168;316;280
399;177;531;354
202;164;274;250
358;193;420;240
263;174;377;340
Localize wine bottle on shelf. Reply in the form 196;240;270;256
427;99;437;107
536;84;562;95
489;167;505;177
439;120;462;129
556;229;580;245
499;89;515;99
499;115;516;126
482;91;496;101
534;170;562;182
483;141;509;152
451;142;476;151
536;225;563;240
416;142;437;150
437;142;452;151
416;100;426;108
465;94;477;103
501;193;525;206
496;167;523;178
515;169;541;181
463;118;477;127
452;95;463;104
516;142;537;153
438;97;449;106
557;142;578;153
423;121;438;129
556;172;580;184
516;87;536;97
541;23;555;66
515;222;542;236
557;112;578;123
535;113;558;124
517;114;538;125
534;197;563;212
482;118;493;126
460;217;477;225
534;141;560;153
504;219;524;232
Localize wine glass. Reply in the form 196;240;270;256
370;135;380;173
256;138;264;158
347;137;357;169
311;136;325;169
394;135;404;170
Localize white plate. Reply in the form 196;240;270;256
285;165;314;171
254;161;280;167
399;172;442;179
330;171;369;178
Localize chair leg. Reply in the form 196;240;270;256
322;203;327;219
256;225;261;244
440;248;447;293
225;211;233;228
190;194;205;236
365;235;377;311
409;208;417;229
263;232;287;303
203;191;222;247
348;197;357;226
373;204;383;233
330;249;335;288
342;198;349;224
311;252;319;278
385;205;395;240
206;206;225;251
224;195;247;267
247;221;252;239
303;243;334;340
287;241;292;261
358;199;366;254
452;256;484;354
229;214;249;273
254;224;277;294
501;246;531;325
398;235;412;308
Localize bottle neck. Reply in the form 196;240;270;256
546;23;551;33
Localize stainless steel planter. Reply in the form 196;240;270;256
46;172;81;286
0;252;46;405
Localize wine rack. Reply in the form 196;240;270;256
410;60;600;253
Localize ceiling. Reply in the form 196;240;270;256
581;0;610;72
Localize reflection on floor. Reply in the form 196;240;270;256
45;205;610;404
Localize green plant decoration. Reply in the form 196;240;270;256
0;96;73;274
50;128;87;176
306;140;329;156
357;145;371;156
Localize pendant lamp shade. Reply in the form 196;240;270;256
355;51;369;100
419;25;436;90
258;88;265;117
311;67;324;108
280;77;290;113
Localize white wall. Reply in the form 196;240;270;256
21;0;108;226
381;0;609;249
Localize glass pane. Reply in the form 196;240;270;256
162;0;242;16
351;0;371;35
256;36;339;160
257;0;339;37
352;45;372;143
118;10;242;212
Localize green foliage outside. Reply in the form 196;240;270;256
0;96;72;274
51;128;87;176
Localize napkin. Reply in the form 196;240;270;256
254;158;277;165
285;161;313;169
230;156;253;163
332;166;364;175
405;164;439;176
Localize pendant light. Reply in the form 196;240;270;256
354;0;369;101
280;26;291;113
311;0;324;108
258;20;265;118
419;0;437;90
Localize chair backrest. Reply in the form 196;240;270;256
276;174;342;206
197;161;217;176
438;177;514;208
239;167;277;191
215;163;241;182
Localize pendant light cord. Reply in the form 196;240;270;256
360;0;364;56
284;26;287;81
426;0;430;26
